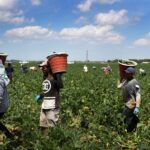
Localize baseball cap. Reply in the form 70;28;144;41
125;67;135;74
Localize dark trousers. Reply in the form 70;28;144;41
0;113;13;138
123;107;139;132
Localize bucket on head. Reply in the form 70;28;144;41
118;60;137;82
47;52;68;74
0;53;8;65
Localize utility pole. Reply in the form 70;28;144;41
86;50;89;62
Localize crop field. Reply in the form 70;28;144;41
0;62;150;150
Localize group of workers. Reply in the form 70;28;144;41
0;59;146;140
0;58;64;138
83;64;112;75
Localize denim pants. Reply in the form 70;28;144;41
123;106;139;132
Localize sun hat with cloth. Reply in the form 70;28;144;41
38;60;48;67
0;60;10;86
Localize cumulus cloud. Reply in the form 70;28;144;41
59;25;124;43
31;0;42;6
0;0;33;24
0;10;26;23
5;26;54;39
0;0;17;10
134;33;150;46
5;25;124;44
78;0;120;12
75;16;88;24
95;9;129;26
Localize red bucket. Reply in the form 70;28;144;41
118;60;137;82
47;53;68;74
0;53;8;65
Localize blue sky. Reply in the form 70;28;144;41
0;0;150;61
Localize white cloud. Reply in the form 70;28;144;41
0;10;26;23
59;25;124;43
78;0;120;12
5;26;54;39
78;0;93;12
134;39;150;46
31;0;42;6
0;0;17;10
75;16;88;24
134;33;150;46
95;9;129;26
5;25;124;44
0;0;34;24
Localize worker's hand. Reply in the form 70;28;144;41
35;95;41;102
133;107;140;115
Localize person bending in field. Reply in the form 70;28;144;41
5;63;14;82
0;61;14;139
139;68;146;76
35;60;63;136
117;67;141;132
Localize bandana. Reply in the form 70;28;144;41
0;61;10;86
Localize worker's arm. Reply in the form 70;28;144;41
135;85;141;107
117;79;126;89
133;85;141;115
136;92;141;108
53;73;64;90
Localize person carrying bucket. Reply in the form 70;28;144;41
35;60;64;136
117;67;141;132
0;60;14;139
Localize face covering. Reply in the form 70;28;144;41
0;63;10;86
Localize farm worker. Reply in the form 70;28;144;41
5;62;14;82
106;65;112;72
103;68;109;75
21;64;28;74
92;66;96;70
38;60;49;80
139;68;146;76
35;60;63;135
0;61;14;139
83;65;88;72
117;67;141;132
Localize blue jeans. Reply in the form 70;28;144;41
123;106;139;132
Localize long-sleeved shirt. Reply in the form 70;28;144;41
0;79;9;113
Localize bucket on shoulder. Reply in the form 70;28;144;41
118;60;137;82
47;52;68;74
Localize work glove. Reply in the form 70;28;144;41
133;107;140;115
35;95;41;102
